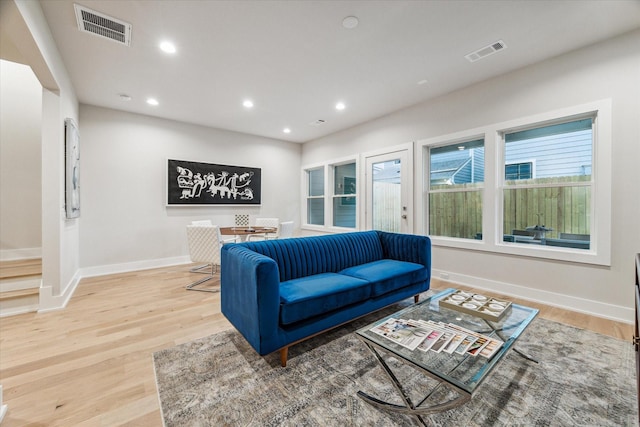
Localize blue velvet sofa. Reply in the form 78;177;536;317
220;230;431;366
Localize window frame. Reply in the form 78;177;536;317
505;160;535;180
416;100;611;266
427;136;485;240
304;166;325;226
302;156;359;232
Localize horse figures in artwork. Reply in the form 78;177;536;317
176;165;255;201
205;171;254;200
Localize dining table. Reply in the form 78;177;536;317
219;226;277;242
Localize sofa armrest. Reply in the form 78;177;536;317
376;231;431;269
221;245;281;353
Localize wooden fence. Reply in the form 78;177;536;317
372;182;401;232
429;176;591;239
429;186;482;239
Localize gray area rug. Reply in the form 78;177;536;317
154;299;637;426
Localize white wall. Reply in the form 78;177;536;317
5;0;80;310
302;30;640;322
0;59;42;260
78;105;301;273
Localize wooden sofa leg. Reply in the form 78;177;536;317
280;347;288;367
414;295;419;303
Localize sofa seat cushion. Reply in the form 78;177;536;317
340;259;427;297
280;273;371;326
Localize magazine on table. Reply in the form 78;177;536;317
443;332;465;354
416;328;442;352
415;320;454;353
466;336;490;356
368;317;504;358
429;329;455;353
454;334;478;355
369;318;430;350
445;323;504;358
478;336;503;358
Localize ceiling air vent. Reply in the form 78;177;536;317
464;40;506;63
74;4;132;46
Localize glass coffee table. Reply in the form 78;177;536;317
355;288;539;425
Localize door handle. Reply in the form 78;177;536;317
401;215;407;219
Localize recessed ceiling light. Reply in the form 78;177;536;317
342;16;359;29
243;100;254;108
335;102;346;111
146;98;159;106
159;41;176;54
417;79;428;85
283;128;291;134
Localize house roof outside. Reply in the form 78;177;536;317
430;158;471;186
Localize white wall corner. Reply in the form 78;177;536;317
38;270;80;313
432;268;633;325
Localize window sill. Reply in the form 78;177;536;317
430;236;610;267
301;225;358;234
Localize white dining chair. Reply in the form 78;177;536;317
247;217;279;241
278;221;294;239
234;214;250;227
189;220;236;273
189;220;213;272
185;224;236;292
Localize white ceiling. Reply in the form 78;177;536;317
38;0;640;143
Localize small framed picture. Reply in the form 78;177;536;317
65;118;80;218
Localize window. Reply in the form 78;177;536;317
505;162;533;180
502;118;593;250
306;167;324;225
303;158;357;230
428;138;484;239
333;162;356;228
419;100;611;266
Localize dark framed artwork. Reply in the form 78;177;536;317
167;159;261;205
64;118;80;218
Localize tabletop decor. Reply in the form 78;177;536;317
439;289;512;321
167;159;261;205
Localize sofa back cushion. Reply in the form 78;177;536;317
240;231;384;282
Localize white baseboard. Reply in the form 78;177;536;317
432;268;633;325
37;256;191;313
0;247;42;261
79;256;190;278
38;269;81;314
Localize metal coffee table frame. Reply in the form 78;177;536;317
355;288;539;426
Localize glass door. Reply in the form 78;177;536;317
365;150;410;233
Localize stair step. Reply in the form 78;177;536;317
0;258;42;280
0;287;39;301
0;258;41;316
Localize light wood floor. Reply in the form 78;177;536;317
0;266;633;426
